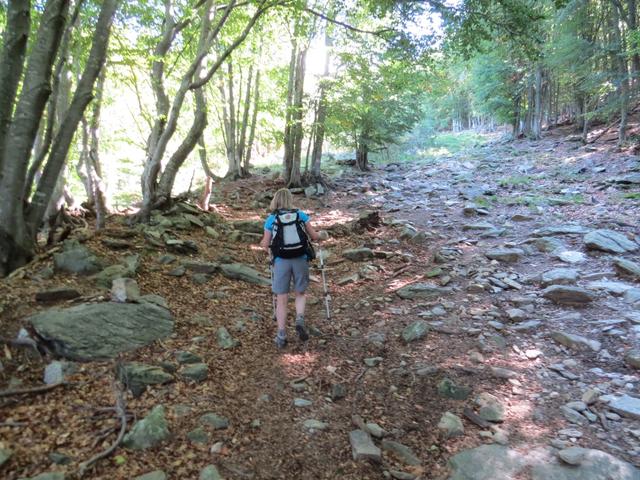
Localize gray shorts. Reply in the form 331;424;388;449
271;257;309;294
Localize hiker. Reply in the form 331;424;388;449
260;188;320;349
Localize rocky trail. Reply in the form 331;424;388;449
1;128;640;480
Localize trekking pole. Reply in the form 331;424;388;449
269;254;276;321
318;247;331;320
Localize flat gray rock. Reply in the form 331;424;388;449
53;240;103;275
396;283;452;300
449;445;640;480
528;236;567;253
438;377;471;400
541;268;579;287
0;448;12;468
531;447;640;480
551;331;601;352
402;321;429;342
200;413;229;430
588;279;634;296
123;405;170;450
29;302;174;361
219;263;270;286
438;411;464;438
558;446;587;465
476;392;505;422
542;285;594;305
533;225;590;236
134;471;167;480
217;326;238;349
117;362;173;397
614;257;640;279
584;230;638;254
608;394;640;420
199;465;224;480
485;248;524;263
625;350;640;369
381;439;420;466
350;429;381;462
343;248;375;262
21;473;67;480
181;363;208;382
448;444;527;480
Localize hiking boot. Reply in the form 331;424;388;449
275;335;287;349
295;324;309;342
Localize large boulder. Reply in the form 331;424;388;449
448;445;640;480
29;302;174;361
584;230;638;254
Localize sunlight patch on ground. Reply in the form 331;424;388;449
279;351;319;378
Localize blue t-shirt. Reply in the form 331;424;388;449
265;210;310;261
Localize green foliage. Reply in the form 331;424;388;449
326;39;427;158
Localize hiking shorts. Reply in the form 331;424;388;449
271;256;309;294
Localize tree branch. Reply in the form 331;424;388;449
303;8;393;36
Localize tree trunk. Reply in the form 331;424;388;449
287;47;307;188
310;29;330;182
0;0;31;175
532;65;543;139
238;64;253;176
244;65;260;173
198;135;213;211
0;0;70;276
612;4;629;145
356;141;368;171
86;67;108;228
26;0;119;232
221;61;240;179
283;39;298;177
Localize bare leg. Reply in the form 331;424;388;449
276;294;288;334
295;292;306;320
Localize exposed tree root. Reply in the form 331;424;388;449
0;382;67;398
78;384;127;478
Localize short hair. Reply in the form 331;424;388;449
270;188;294;211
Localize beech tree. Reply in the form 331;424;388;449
0;0;119;276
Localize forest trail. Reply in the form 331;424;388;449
1;128;640;480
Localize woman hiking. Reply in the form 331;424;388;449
260;188;320;349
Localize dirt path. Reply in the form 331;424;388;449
1;129;639;479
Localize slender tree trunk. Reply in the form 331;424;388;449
532;65;543;139
612;5;629;145
222;61;240;178
244;65;260;172
0;0;31;176
283;39;298;177
86;68;108;228
198;135;213;211
238;64;253;176
310;28;330;182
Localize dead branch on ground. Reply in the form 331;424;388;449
78;382;127;478
0;382;67;398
